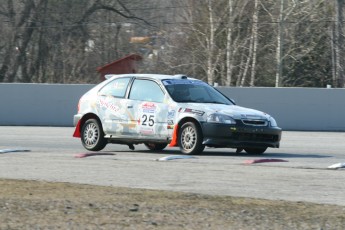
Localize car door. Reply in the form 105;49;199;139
97;77;132;135
127;78;169;139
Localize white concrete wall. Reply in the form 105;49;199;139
218;87;345;131
0;83;93;127
1;83;344;131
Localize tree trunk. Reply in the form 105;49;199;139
240;37;253;87
206;0;215;85
335;0;345;87
275;0;284;87
240;23;253;87
225;0;233;86
249;0;259;87
331;22;337;87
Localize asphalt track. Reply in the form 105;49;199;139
0;126;344;206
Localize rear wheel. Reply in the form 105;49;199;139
244;147;267;154
178;122;205;155
144;143;167;151
81;119;107;151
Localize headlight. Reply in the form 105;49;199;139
269;117;278;127
207;113;236;124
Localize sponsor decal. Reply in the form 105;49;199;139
98;98;120;113
142;102;156;113
162;79;207;86
139;102;157;135
178;107;204;116
113;82;127;90
167;110;175;119
140;129;155;135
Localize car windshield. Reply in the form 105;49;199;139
162;79;234;105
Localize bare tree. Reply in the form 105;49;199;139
0;0;338;87
0;0;152;83
275;0;285;87
225;0;233;86
249;0;259;87
334;0;345;87
240;0;259;87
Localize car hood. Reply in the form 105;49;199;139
183;103;271;120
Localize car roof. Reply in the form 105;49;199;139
104;74;198;81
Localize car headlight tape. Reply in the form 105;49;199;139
207;113;236;124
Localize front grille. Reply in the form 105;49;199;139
242;119;268;126
235;133;279;142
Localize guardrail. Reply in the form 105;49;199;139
1;83;344;131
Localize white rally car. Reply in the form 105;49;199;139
73;74;282;155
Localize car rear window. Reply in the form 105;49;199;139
98;77;131;98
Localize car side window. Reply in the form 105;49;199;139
98;77;131;98
129;79;164;103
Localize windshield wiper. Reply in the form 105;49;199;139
175;99;192;103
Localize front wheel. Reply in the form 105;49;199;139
244;147;267;154
81;119;107;151
178;122;205;155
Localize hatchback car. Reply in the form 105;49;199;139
73;74;281;155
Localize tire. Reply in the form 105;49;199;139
178;122;205;155
81;119;107;151
244;147;267;154
144;143;168;151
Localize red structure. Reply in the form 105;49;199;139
97;54;143;80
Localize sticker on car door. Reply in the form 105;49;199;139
138;102;156;135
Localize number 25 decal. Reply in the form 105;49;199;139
142;114;155;126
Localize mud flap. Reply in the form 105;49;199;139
73;120;81;138
168;124;179;147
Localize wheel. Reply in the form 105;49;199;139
81;119;107;151
178;122;205;155
244;147;267;154
144;143;168;151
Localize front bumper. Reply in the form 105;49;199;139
201;122;282;148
